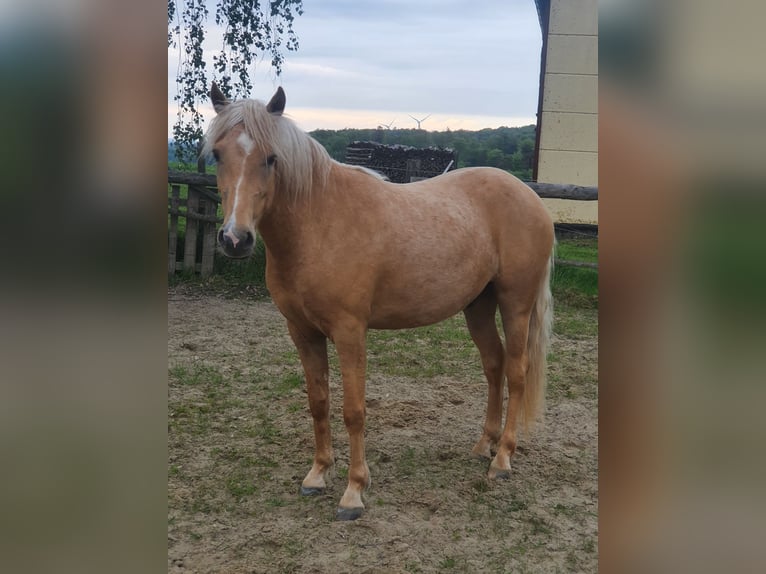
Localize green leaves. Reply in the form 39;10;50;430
170;0;304;163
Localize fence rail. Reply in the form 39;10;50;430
168;169;598;277
528;182;597;201
555;259;598;269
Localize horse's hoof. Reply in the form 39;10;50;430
471;450;492;461
471;440;495;460
300;486;325;496
488;467;511;481
336;506;364;521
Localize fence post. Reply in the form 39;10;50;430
200;198;217;277
197;142;216;276
183;186;200;272
168;184;181;277
406;158;421;182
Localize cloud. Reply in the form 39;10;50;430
286;62;364;80
169;0;543;134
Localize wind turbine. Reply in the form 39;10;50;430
377;119;396;130
408;113;431;129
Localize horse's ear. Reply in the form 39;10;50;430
210;82;229;113
267;87;286;116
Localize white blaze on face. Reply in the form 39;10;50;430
237;131;254;155
228;131;255;227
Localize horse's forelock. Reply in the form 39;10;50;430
203;98;330;200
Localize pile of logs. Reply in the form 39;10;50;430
345;141;457;183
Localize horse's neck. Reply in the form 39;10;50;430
256;171;332;260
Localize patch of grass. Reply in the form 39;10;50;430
367;316;477;379
552;265;597;308
396;446;418;478
566;550;580;571
212;447;278;470
553;503;577;518
270;372;303;398
189;483;215;513
553;235;598;308
471;479;489;493
287;402;304;413
169;364;225;387
168;402;213;435
554;303;598;339
245;409;282;441
171;365;279;443
439;556;456;569
279;537;305;559
506;495;528;513
169;236;269;300
555;235;597;263
547;342;598;401
506;542;528;557
226;470;257;501
527;515;552;536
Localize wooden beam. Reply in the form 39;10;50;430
200;199;218;277
168;169;217;187
167;207;222;224
183;188;200;271
526;182;598;201
555;258;598;269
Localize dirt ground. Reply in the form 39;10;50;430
168;287;598;573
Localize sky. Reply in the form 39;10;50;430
168;0;543;134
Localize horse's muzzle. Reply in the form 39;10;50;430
218;227;255;258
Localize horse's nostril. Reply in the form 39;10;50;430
218;227;254;257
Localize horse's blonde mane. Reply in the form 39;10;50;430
346;164;389;181
202;98;333;199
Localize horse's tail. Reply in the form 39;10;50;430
521;243;554;433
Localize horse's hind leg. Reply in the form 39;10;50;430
463;285;506;460
287;322;334;496
488;298;533;480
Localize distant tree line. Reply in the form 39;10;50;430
310;125;537;181
169;124;537;181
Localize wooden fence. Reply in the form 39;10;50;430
168;170;220;277
168;169;598;277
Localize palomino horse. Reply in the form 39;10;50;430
205;84;554;520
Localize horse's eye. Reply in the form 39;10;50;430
212;149;221;162
266;154;277;167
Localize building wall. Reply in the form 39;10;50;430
537;0;598;224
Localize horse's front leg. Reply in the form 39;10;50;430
333;321;370;520
287;322;333;495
